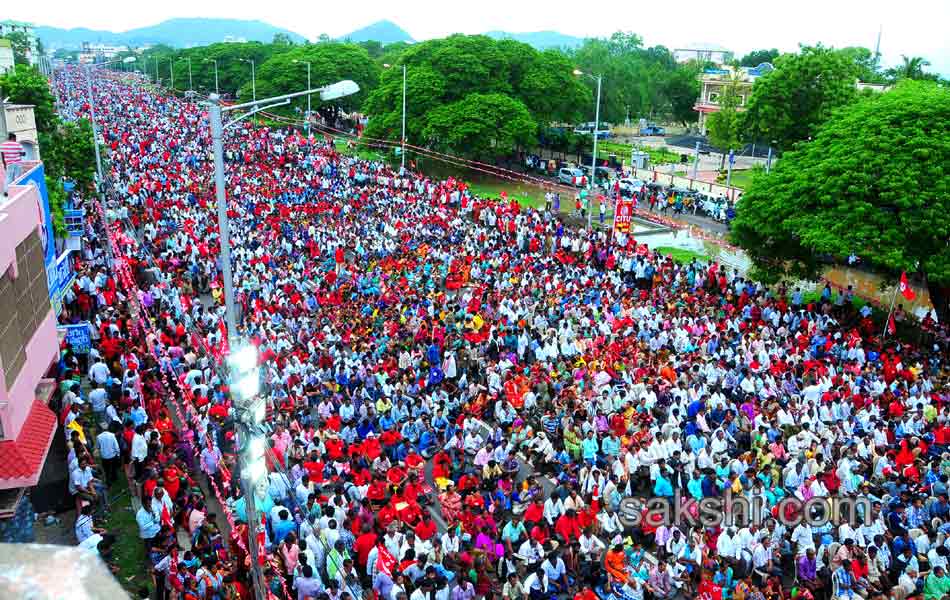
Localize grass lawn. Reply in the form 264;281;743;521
725;169;755;190
655;246;709;264
103;475;149;594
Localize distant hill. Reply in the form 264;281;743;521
340;20;413;44
37;18;307;49
484;30;585;50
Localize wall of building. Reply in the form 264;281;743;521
0;163;58;441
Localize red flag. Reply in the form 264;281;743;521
375;544;397;576
258;514;267;566
887;313;897;335
899;272;916;301
161;504;172;527
170;548;179;578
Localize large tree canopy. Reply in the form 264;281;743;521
730;81;950;320
422;93;537;161
363;34;589;161
239;43;380;113
741;46;860;151
568;32;700;125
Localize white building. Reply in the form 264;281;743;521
0;21;38;66
0;39;14;74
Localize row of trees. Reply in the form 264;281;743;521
95;32;700;161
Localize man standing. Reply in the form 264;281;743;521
1;133;24;197
96;423;121;486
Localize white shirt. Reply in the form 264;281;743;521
131;433;148;461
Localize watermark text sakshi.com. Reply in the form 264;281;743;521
616;491;873;529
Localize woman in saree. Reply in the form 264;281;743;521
439;482;463;525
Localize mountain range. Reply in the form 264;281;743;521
484;30;585;49
338;20;414;44
36;18;584;52
36;18;306;49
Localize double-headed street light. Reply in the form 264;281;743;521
206;79;358;600
239;58;256;101
574;69;603;230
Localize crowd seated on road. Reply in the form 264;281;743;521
52;67;950;600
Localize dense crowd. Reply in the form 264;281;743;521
51;67;950;600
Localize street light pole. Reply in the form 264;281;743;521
241;59;256;101
83;65;114;267
169;59;175;91
206;81;357;600
401;64;407;171
187;57;193;92
205;59;219;94
208;96;264;600
293;60;312;135
588;75;602;230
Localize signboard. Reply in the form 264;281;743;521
48;250;75;316
17;163;56;273
613;199;634;233
58;322;92;354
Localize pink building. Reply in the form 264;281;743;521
0;159;59;531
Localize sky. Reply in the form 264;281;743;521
11;0;950;75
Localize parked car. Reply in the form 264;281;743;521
639;126;666;136
558;167;587;187
618;178;646;197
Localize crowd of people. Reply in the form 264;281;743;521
50;66;950;600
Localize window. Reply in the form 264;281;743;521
708;92;720;104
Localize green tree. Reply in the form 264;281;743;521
243;42;380;112
730;81;950;321
363;35;588;157
706;73;743;165
0;65;56;133
423;93;536;161
887;55;937;82
2;31;32;65
741;45;860;151
738;49;779;67
272;33;295;46
839;46;885;83
42;119;96;188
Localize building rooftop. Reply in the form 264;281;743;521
0;39;12;49
0;20;35;27
0;400;57;486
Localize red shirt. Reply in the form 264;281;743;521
415;518;437;541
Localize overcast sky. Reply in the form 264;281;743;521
13;0;950;75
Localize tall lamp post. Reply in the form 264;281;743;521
186;57;193;92
169;59;175;91
206;79;358;600
574;69;602;230
204;58;219;94
291;59;311;134
383;63;408;171
240;58;256;101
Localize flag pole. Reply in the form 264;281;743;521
883;281;900;340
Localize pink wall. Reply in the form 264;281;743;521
0;161;58;440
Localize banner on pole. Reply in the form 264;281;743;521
614;199;634;233
58;322;92;354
